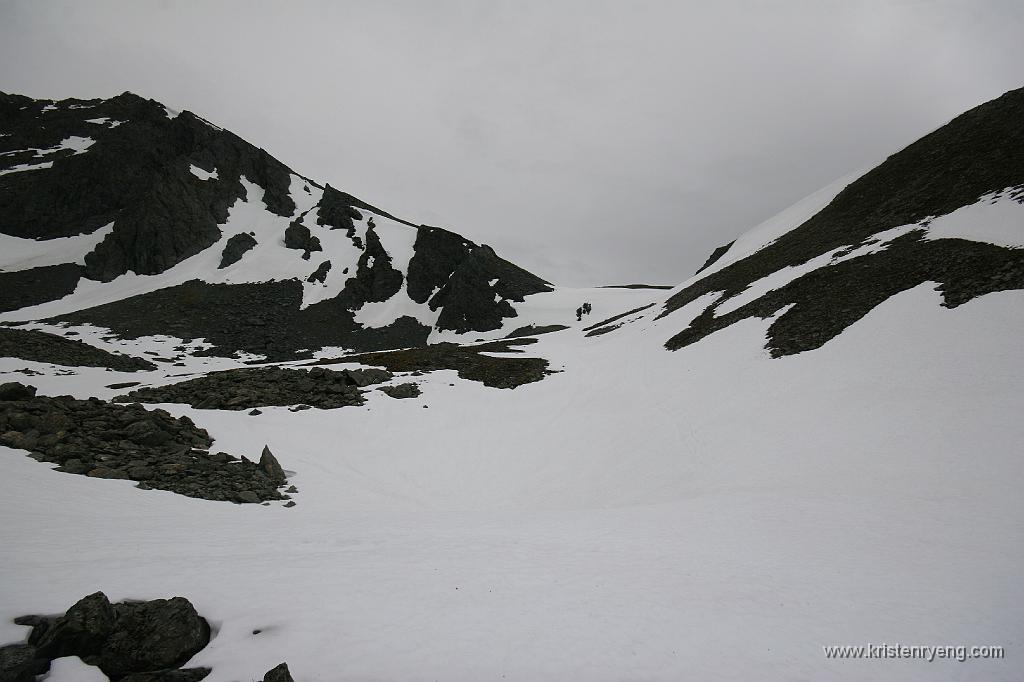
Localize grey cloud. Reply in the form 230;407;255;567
1;0;1022;285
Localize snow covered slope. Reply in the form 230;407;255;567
1;87;1022;681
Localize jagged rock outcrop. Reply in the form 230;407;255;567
316;184;363;239
407;225;553;333
283;220;322;259
306;259;331;283
218;232;257;268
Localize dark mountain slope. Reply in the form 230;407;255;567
660;86;1024;355
0;92;552;357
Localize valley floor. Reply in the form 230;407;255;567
2;283;1022;681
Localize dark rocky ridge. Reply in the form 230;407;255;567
1;592;210;681
0;92;296;281
660;86;1024;356
52;279;430;361
669;230;1024;356
0;382;289;503
118;365;390;410
0;327;156;371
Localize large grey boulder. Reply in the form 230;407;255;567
97;597;210;679
0;383;36;402
34;591;117;660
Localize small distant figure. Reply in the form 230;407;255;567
367;216;376;228
576;307;583;322
582;302;592;315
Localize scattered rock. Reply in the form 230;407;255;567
248;409;262;416
343;368;393;387
378;383;421;399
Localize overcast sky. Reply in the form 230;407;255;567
2;1;1022;285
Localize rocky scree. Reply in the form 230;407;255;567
0;382;290;503
0;327;156;371
118;365;392;410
